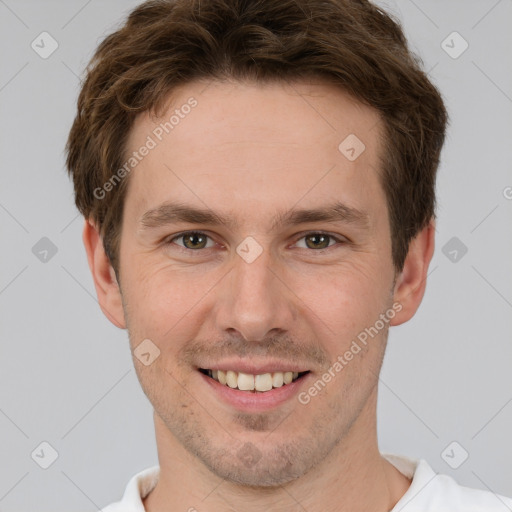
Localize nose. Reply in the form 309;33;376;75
215;244;297;343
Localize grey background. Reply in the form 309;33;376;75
0;0;511;510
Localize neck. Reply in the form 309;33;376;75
143;392;411;512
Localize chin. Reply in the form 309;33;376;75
195;438;318;488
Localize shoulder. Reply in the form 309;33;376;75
100;466;160;512
384;453;512;512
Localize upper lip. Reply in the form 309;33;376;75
197;359;310;374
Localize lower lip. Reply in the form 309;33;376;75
200;371;311;412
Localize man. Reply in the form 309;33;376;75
65;0;512;510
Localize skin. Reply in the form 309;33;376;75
84;79;435;511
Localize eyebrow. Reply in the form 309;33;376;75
139;200;370;232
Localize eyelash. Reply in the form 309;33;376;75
166;231;347;253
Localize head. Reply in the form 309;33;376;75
66;0;447;487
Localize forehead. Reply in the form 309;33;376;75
123;79;386;228
130;78;381;151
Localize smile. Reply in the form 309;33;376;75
199;369;309;393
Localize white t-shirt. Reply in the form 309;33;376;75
100;452;512;511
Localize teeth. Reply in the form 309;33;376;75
226;370;238;388
272;372;284;388
254;373;273;392
237;372;255;391
205;369;305;392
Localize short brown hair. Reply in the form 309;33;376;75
65;0;448;275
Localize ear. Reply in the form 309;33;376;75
82;219;126;329
390;218;436;326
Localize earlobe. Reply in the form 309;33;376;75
390;219;436;327
82;219;126;329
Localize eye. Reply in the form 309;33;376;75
294;232;345;250
168;231;216;250
166;230;346;253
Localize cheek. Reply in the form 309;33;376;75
292;260;388;335
122;255;220;340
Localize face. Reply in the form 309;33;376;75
112;79;399;486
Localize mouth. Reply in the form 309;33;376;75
199;368;310;393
